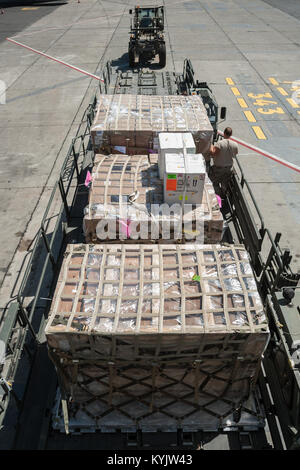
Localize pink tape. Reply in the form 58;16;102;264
217;130;300;174
6;37;104;82
84;170;92;187
119;219;131;238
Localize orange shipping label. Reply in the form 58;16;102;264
166;179;177;191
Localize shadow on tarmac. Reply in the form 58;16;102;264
110;52;166;72
0;1;67;8
0;0;67;43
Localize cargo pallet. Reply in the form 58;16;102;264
0;60;299;451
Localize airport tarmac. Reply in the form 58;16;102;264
0;0;299;316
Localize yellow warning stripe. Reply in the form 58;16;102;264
22;7;39;10
244;110;256;122
226;77;235;85
277;87;288;96
252;126;267;140
237;98;248;108
231;87;240;96
286;98;299;108
269;77;279;86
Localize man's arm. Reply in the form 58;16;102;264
210;144;220;157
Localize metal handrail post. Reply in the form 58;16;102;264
72;143;80;181
81;134;86;156
17;301;40;344
58;177;70;221
40;224;56;267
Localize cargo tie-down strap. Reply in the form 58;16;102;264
218;130;300;174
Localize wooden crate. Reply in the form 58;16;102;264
83;154;223;244
46;243;268;354
90;94;213;155
46;243;269;429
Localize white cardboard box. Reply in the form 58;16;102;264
184;154;206;204
164;153;206;205
163;153;185;204
182;133;196;153
158;132;196;178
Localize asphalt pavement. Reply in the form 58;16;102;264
262;0;300;21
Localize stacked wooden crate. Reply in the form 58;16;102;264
83;154;224;244
45;244;269;430
90;94;213;155
45;90;269;432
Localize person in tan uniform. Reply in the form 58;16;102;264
208;127;238;197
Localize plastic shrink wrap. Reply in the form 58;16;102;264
46;244;269;430
90;94;213;155
83;154;223;244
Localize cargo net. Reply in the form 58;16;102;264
92;94;212;133
51;361;266;433
46;244;268;339
47;244;269;432
83;154;223;244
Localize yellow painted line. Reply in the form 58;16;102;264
237;98;248;108
269;77;279;86
252;126;267;140
231;87;240;96
244;110;256;122
226;77;235;85
286;98;299;108
277;87;288;96
22;7;39;10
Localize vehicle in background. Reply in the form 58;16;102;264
128;5;166;67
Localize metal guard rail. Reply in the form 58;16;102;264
0;90;99;423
